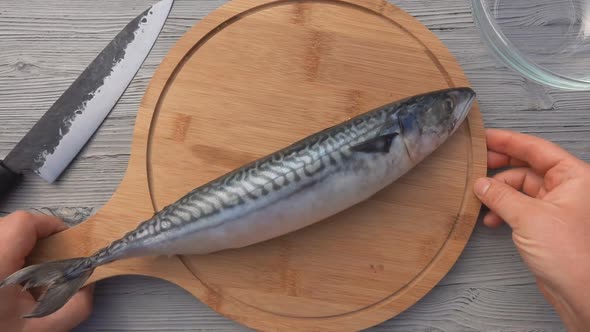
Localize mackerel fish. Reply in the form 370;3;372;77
0;87;476;318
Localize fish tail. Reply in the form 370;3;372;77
0;257;94;318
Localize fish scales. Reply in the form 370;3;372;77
93;108;389;264
0;87;476;318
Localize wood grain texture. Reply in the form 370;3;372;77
0;0;588;331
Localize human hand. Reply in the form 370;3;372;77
0;211;94;332
473;129;590;332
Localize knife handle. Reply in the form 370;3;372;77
0;161;23;199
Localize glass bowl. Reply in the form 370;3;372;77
472;0;590;90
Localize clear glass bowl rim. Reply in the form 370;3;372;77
471;0;590;90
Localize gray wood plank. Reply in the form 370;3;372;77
1;0;588;331
72;274;566;332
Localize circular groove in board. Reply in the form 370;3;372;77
141;0;486;330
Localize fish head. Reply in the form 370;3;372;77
396;87;475;163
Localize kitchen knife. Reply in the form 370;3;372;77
0;0;174;199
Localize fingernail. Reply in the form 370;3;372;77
474;178;491;196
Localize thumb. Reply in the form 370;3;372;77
474;177;539;230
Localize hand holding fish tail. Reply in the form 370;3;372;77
473;128;590;332
0;211;94;332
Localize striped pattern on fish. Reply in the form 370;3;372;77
94;104;392;262
0;87;476;318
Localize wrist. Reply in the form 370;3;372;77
548;282;590;332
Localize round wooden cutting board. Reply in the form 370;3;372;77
30;0;486;330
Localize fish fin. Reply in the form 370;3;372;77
0;257;94;318
350;132;399;153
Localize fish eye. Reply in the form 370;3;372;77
444;97;454;112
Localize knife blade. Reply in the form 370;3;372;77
0;0;174;199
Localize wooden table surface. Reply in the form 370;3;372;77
1;0;588;331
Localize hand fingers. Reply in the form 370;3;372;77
480;168;545;229
24;284;94;332
487;151;528;169
0;211;66;276
483;211;504;228
493;167;545;198
473;177;541;230
485;129;575;174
